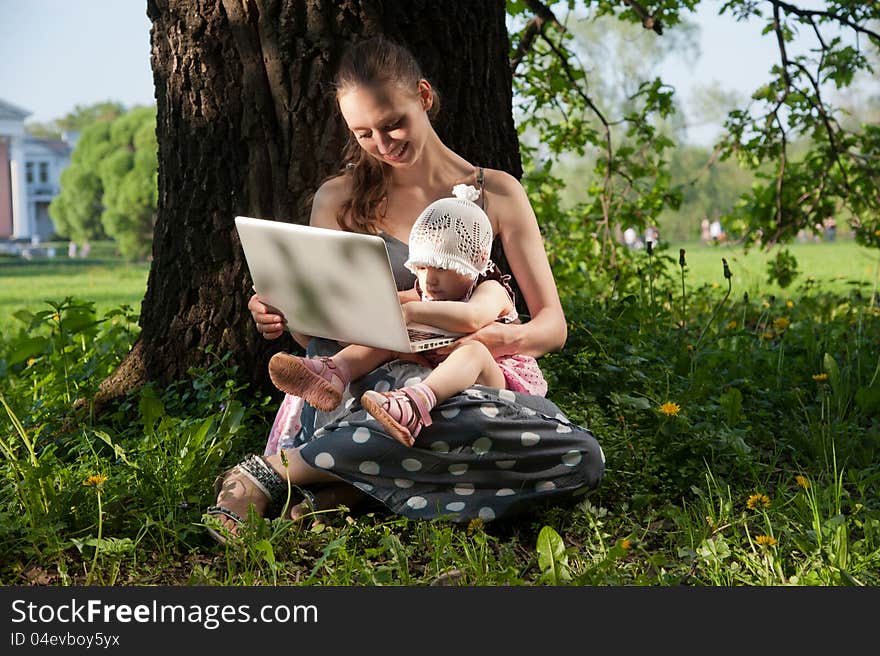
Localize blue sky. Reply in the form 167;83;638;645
0;1;871;144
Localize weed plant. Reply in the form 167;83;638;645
1;246;879;585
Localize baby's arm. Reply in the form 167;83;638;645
403;280;512;333
398;287;421;304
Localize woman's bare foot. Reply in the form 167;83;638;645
210;466;273;536
288;482;369;522
209;471;368;540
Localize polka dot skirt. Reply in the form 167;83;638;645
284;342;605;523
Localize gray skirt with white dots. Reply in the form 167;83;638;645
278;339;605;523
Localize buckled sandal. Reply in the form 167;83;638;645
205;454;316;545
361;388;434;447
268;354;349;411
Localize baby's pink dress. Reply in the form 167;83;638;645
418;270;548;397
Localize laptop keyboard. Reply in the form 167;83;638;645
407;327;448;341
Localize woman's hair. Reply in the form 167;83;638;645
329;35;440;233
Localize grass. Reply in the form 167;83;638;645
666;239;880;297
1;241;878;587
0;258;149;334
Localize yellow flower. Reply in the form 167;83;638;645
795;475;810;489
621;538;632;551
747;493;771;510
686;344;694;351
26;357;37;366
727;320;737;330
659;401;681;417
52;312;60;322
786;300;794;308
773;317;790;330
83;474;108;488
755;535;777;547
467;518;484;535
812;373;828;382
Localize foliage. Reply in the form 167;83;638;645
508;0;879;271
49;107;158;260
1;249;878;585
766;247;800;289
25;101;126;140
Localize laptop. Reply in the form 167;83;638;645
234;216;463;353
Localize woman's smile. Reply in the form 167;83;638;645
383;141;408;162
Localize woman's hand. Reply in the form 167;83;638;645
433;321;519;360
248;292;286;340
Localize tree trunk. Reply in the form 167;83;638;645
105;0;520;404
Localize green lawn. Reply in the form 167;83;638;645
0;258;150;333
663;239;880;298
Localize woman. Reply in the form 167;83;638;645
207;36;604;542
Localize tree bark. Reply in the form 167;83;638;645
105;0;520;404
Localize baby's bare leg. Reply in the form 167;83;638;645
332;344;393;380
423;341;505;402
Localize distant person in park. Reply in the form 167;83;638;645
267;186;547;448
823;217;837;242
709;219;725;243
700;219;711;244
206;35;604;544
623;226;641;249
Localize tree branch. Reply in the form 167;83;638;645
772;0;880;45
510;0;566;74
622;0;664;35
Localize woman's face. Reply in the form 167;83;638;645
337;81;432;167
415;266;474;301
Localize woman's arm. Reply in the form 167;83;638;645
403;280;512;333
434;170;567;359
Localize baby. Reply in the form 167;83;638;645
268;185;547;446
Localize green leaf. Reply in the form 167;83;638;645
9;336;48;365
536;525;571;584
609;392;651;410
823;353;841;396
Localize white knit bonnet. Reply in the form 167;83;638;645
404;184;494;280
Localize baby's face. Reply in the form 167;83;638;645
416;266;474;301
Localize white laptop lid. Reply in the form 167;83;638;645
234;216;457;353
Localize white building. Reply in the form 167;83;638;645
0;98;74;242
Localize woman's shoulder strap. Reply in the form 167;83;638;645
476;166;485;210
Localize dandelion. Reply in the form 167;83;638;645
795;475;810;489
52;312;61;322
773;317;790;330
747;493;771;510
621;538;632;551
659;401;681;417
727;320;737;330
786;300;794;308
812;373;829;382
467;518;484;535
26;357;36;367
686;344;694;351
755;535;777;547
83;474;108;488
